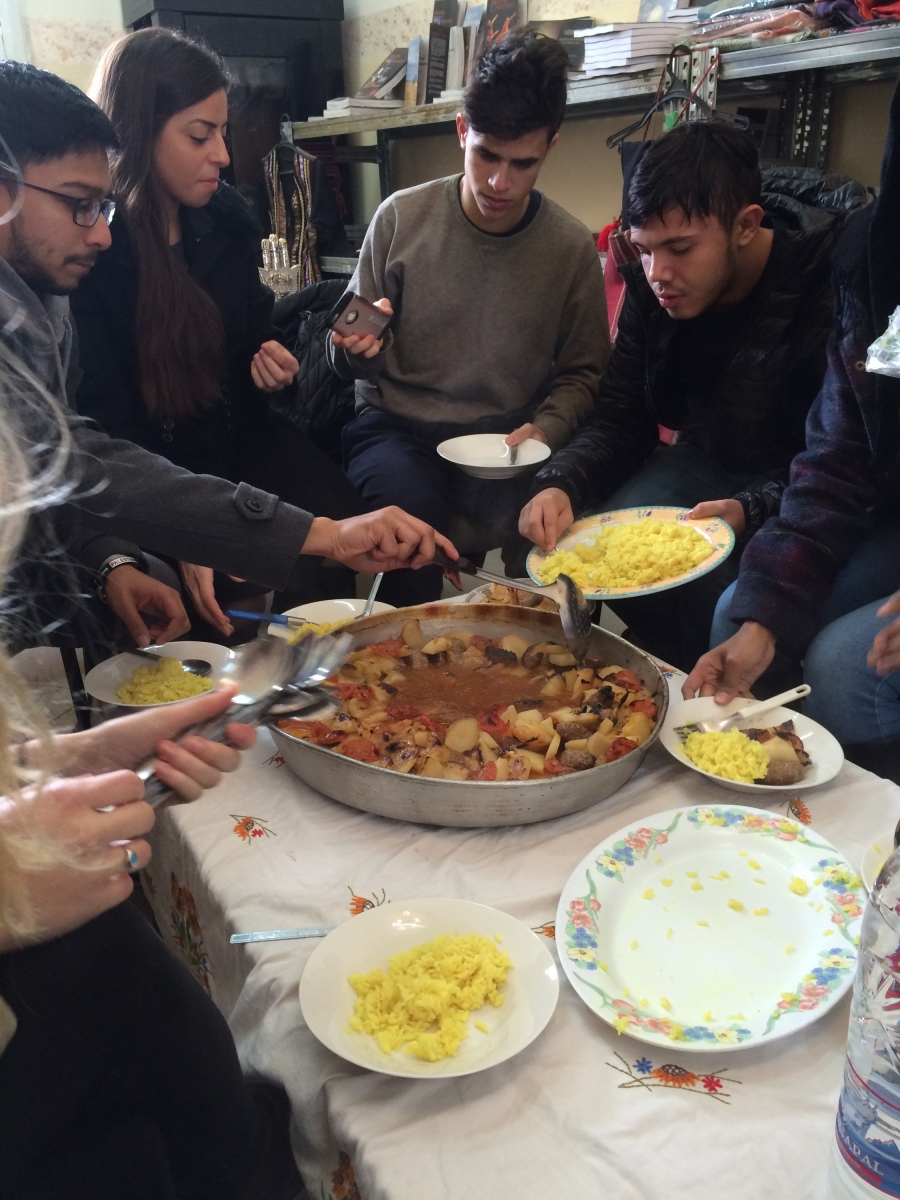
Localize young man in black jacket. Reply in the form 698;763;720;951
519;121;840;670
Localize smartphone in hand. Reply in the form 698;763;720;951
327;292;392;340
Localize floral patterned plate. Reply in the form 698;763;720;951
526;506;735;600
555;805;864;1052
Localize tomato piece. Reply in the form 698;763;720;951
336;683;357;701
284;720;342;746
469;634;491;650
605;737;639;763
340;738;379;762
367;639;405;658
611;670;642;692
418;715;447;738
386;704;419;721
475;761;498;781
629;699;657;718
354;685;375;702
544;757;575;776
477;706;509;737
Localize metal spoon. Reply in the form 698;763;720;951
127;646;212;677
137;632;353;808
362;572;384;617
674;685;811;740
433;548;593;663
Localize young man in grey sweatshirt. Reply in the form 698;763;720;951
330;30;609;606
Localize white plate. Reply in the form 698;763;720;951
83;641;236;707
556;804;864;1052
267;598;395;641
300;897;559;1078
661;697;844;793
526;506;735;600
437;433;551;479
861;830;894;893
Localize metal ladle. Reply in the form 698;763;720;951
433;548;594;662
127;646;212;677
137;631;353;808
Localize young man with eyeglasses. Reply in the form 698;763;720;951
0;60;455;650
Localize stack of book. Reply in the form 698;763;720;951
573;21;683;78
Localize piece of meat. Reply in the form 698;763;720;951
559;749;595;771
512;589;541;608
500;735;523;753
555;723;588;743
763;761;805;785
507;755;530;780
407;649;428;669
484;645;517;666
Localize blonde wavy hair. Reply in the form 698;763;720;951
0;337;76;937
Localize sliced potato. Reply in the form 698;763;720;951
546;732;561;760
549;652;577;668
445;717;480;753
541;674;566;698
586;729;614;759
501;704;519;725
479;738;499;763
565;738;588;751
519;749;546;774
500;634;531;662
597;665;625;679
479;730;499;751
401;619;426;649
620;712;653;745
597;717;615;737
420;757;445;778
421;636;451;656
494;756;510;781
413;729;432;747
442;762;470;781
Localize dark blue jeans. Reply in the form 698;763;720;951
343;408;535;607
593;442;760;670
711;519;900;744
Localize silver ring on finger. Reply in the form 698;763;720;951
123;846;140;873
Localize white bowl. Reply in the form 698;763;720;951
83;641;236;707
437;433;551;479
300;897;559;1078
660;696;844;793
267;598;395;641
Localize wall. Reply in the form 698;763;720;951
15;0;123;91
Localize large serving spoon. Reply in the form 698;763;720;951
433;548;593;663
136;632;353;808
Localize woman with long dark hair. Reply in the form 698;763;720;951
73;28;363;639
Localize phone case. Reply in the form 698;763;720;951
327;291;392;339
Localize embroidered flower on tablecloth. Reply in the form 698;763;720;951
607;1053;742;1104
169;874;211;993
780;797;812;825
349;886;387;916
263;751;285;768
231;814;277;843
331;1151;363;1200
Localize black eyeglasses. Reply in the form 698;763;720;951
18;181;115;228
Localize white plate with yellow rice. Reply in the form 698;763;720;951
84;640;236;707
556;804;863;1052
267;598;395;643
526;506;735;600
299;897;559;1078
661;697;844;794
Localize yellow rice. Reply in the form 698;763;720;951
347;932;511;1061
117;655;212;705
683;729;769;784
286;618;351;644
539;519;711;590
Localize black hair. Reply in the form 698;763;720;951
463;30;569;141
0;60;118;167
626;120;762;230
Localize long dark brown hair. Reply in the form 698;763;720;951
92;29;229;423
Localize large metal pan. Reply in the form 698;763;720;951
270;603;668;828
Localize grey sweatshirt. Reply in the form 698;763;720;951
332;175;609;450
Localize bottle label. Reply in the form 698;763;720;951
837;1060;900;1195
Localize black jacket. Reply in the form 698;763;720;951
71;183;274;479
531;224;840;522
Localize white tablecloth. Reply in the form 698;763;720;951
142;679;900;1200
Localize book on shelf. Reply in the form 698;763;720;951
463;3;485;81
354;46;409;100
445;25;465;90
404;35;424;105
432;0;463;24
425;22;451;103
484;0;519;43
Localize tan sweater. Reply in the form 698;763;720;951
333;175;609;450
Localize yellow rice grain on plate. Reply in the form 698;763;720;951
538;519;712;591
683;729;769;784
347;933;511;1062
286;618;351;644
117;655;212;705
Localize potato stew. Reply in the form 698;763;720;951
277;618;658;782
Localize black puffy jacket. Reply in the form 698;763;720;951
532;223;841;525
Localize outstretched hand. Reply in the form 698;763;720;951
689;499;746;539
303;508;458;574
518;487;574;553
682;621;776;704
869;590;900;675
